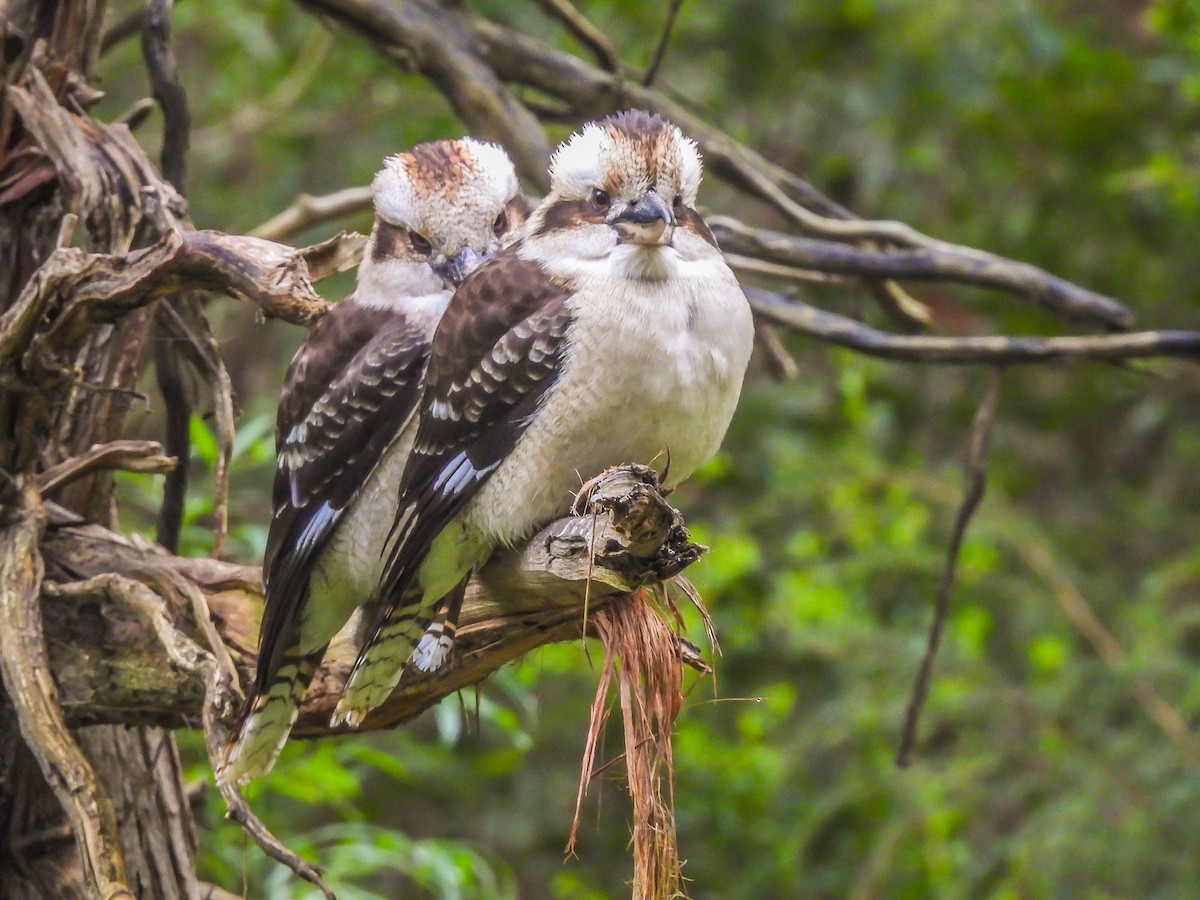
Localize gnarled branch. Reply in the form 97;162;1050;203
37;466;705;735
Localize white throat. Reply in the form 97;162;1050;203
354;258;450;326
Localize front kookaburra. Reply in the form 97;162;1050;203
335;110;755;725
220;138;528;784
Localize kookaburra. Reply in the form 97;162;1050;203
334;110;755;725
220;138;528;784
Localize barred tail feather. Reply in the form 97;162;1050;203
409;580;465;674
332;578;468;728
219;650;321;785
331;611;428;728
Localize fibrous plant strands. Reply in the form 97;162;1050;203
570;588;689;900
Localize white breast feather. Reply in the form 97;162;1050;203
465;240;753;545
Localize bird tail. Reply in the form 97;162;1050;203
218;647;323;785
331;579;467;728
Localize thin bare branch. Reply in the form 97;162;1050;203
101;8;146;55
296;0;553;189
532;0;621;75
250;185;373;241
155;301;236;557
753;320;800;381
724;252;843;285
141;0;190;191
200;668;334;898
747;289;1200;365
643;0;683;88
153;317;190;554
36;439;176;495
717;217;1133;330
896;371;1001;767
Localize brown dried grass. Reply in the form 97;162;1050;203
568;582;714;899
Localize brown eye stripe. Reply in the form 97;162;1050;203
372;220;407;262
675;205;718;248
506;193;533;220
531;198;607;238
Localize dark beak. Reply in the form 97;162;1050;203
431;246;488;287
610;190;675;245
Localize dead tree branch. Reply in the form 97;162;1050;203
0;480;134;900
747;289;1200;365
0;230;347;376
296;0;554;189
532;0;621;75
713;217;1133;330
141;0;190;192
896;372;1001;767
250;185;373;241
36;440;177;496
642;0;684;88
37;466;703;735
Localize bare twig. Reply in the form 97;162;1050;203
532;0;621;75
101;8;146;55
36;439;176;495
202;672;335;899
141;0;190;191
296;0;553;189
753;320;800;381
250;185;373;241
896;371;1002;767
142;1;224;558
747;289;1200;365
155;302;236;558
0;481;133;899
723;252;843;285
55;213;78;249
153;318;191;554
643;0;684;88
717;218;1133;330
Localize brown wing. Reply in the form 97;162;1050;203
256;300;430;696
375;251;575;612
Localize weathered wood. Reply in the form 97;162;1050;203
0;6;208;895
36;465;704;736
0;481;134;899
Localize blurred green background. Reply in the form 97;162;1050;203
96;0;1200;896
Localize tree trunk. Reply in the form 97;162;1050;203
0;3;200;896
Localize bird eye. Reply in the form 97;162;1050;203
492;209;508;238
591;188;611;209
408;230;432;255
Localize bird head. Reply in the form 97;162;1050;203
526;110;714;279
368;137;527;288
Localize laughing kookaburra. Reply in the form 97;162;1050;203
333;110;755;726
220;138;529;784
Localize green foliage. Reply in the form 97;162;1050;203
102;0;1200;896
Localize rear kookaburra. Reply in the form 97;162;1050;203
334;110;755;725
220;138;528;784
